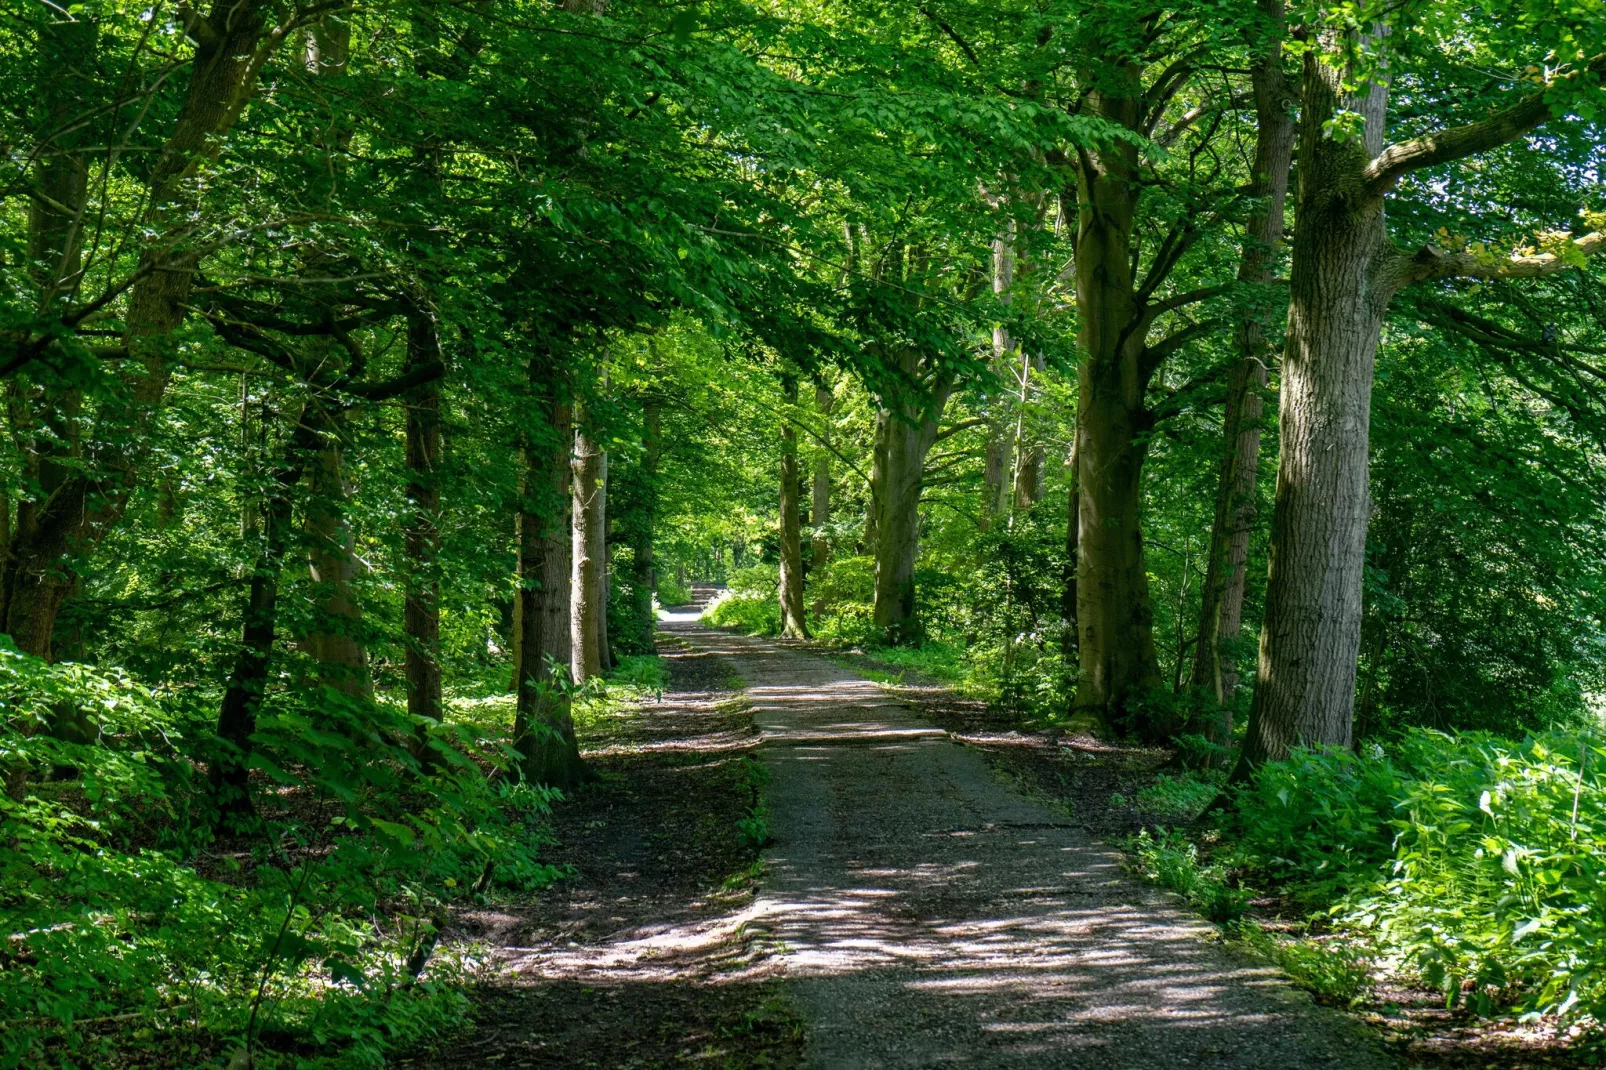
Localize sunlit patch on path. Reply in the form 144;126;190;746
671;619;1397;1069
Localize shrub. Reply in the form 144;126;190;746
1222;729;1606;1021
701;567;781;636
0;641;560;1067
656;575;693;607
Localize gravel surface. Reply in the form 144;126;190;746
658;613;1399;1070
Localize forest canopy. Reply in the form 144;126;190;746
3;0;1606;1063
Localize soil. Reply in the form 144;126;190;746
399;627;804;1069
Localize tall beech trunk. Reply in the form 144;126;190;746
571;407;607;682
631;397;661;651
404;312;444;734
1071;66;1165;737
298;400;371;698
1060;439;1079;667
210;408;315;812
1191;1;1294;721
778;377;808;639
597;460;613;672
810;384;833;572
870;355;953;644
3;0;277;655
514;381;583;788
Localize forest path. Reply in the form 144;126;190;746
660;611;1397;1069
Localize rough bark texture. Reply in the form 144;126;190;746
515;382;584;789
1191;0;1294;723
870;354;952;644
405;312;444;734
778;377;809;639
1236;43;1390;771
571;408;607;682
1071;66;1165;738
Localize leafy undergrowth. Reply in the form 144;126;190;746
0;641;661;1068
1118;729;1606;1065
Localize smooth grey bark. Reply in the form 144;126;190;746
571;406;607;682
778;376;808;639
1191;0;1295;723
870;351;953;644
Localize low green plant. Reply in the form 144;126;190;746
735;756;771;848
656;576;693;607
1231;924;1372;1006
1221;728;1606;1022
0;640;560;1068
1123;827;1251;923
702;588;781;636
1134;772;1222;817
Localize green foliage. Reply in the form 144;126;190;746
702;565;783;636
656;576;693;608
1230;925;1372;1007
1124;828;1251;924
735;756;772;849
0;642;559;1067
1220;729;1606;1021
1133;772;1223;818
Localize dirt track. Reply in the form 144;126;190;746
667;612;1395;1069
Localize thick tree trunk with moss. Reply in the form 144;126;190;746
405;312;444;735
778;376;808;639
515;379;584;789
1191;2;1294;724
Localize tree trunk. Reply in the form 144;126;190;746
1060;439;1079;667
1191;0;1295;725
405;311;444;737
810;384;833;573
1235;44;1391;772
515;379;584;789
571;407;606;682
298;401;371;699
870;359;952;644
778;376;809;639
210;407;315;813
631;397;661;651
597;460;613;672
1071;66;1165;738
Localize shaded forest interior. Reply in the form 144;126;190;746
5;0;1606;1065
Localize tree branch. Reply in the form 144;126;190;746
1363;55;1606;198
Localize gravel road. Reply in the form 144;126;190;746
661;612;1397;1070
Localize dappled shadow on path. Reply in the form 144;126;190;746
676;621;1395;1069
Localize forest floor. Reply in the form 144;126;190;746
403;603;1593;1068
